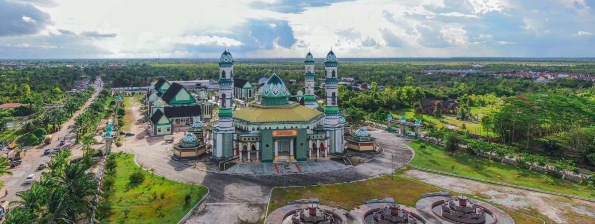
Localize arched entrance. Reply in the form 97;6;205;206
242;144;248;162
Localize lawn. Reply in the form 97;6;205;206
407;140;594;198
390;108;495;136
106;153;208;224
269;173;543;224
269;174;440;213
120;97;135;132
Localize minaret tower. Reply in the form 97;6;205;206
323;49;344;154
213;49;235;161
304;51;317;109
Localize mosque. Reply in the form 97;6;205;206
212;49;345;163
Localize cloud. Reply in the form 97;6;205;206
380;29;402;47
416;24;452;48
251;0;355;13
335;28;361;41
13;0;59;7
575;31;593;36
361;36;377;47
172;19;297;56
0;0;53;36
0;29;112;59
81;31;117;38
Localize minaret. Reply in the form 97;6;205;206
213;49;235;161
324;49;344;154
304;51;317;109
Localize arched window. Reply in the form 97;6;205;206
221;93;226;107
221;70;226;78
309;67;313;73
331;92;336;105
332;70;336;78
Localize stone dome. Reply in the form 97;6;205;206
182;133;197;143
219;50;234;64
261;73;291;98
354;128;369;137
338;116;346;124
192;120;204;128
325;50;337;63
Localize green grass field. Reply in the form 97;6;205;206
407;140;594;198
120;97;134;132
391;108;496;136
106;153;208;224
269;172;544;224
269;174;439;213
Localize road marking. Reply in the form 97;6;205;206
273;164;280;174
295;163;302;173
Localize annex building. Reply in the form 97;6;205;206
212;49;345;163
145;78;213;136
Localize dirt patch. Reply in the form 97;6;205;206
405;169;595;223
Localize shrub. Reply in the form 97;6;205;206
102;177;115;191
115;141;122;147
129;170;145;185
185;194;191;204
32;128;47;138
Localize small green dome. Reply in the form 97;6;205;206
354;128;369;137
325;50;337;63
219;50;234;64
191;120;204;128
182;133;197;143
305;52;314;62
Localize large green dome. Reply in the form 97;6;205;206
261;73;291;105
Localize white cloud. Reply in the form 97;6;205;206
575;31;593;36
0;0;594;58
168;35;243;47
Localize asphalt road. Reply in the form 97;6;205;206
0;78;103;206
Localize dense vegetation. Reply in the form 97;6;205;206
5;151;99;223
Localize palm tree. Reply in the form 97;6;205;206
0;157;13;176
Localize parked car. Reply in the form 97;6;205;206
24;174;35;184
10;160;21;168
125;132;134;136
120;131;126;135
37;163;46;170
164;135;174;143
53;148;61;153
60;139;66;146
44;149;51;155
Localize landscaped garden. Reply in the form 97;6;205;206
103;153;208;224
407;140;594;198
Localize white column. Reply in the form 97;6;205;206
274;140;279;161
239;142;243;161
290;139;294;160
316;140;320;158
324;139;329;157
247;144;251;161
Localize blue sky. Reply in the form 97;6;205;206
0;0;593;59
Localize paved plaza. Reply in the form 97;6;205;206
224;160;349;175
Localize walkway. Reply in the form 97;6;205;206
224;160;349;175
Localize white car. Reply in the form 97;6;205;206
24;174;35;184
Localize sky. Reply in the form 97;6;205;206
0;0;594;59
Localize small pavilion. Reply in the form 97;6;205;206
346;128;377;152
